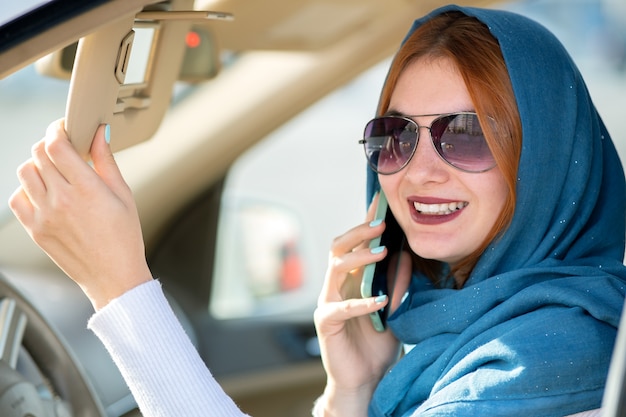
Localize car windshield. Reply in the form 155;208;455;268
1;1;54;26
0;0;109;53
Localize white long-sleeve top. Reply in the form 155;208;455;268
88;279;250;417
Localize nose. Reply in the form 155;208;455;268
402;126;450;182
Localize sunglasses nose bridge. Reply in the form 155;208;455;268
404;124;449;173
411;120;437;149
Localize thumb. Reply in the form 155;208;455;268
89;124;129;196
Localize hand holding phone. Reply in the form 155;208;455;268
360;191;406;332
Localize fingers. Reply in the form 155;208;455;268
317;190;403;324
8;185;35;227
32;138;69;193
33;119;129;201
10;119;117;234
323;220;385;286
14;155;46;209
328;191;383;260
89;124;130;198
314;292;388;332
315;192;392;328
329;217;386;261
328;240;386;277
43;119;93;186
319;222;387;327
12;119;91;218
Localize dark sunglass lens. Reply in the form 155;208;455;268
363;118;417;174
432;113;495;172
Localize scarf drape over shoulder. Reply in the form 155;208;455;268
367;5;626;416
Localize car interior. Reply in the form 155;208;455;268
0;0;625;416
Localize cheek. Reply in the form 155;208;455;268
475;171;509;225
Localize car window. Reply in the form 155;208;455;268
211;59;389;319
211;0;626;320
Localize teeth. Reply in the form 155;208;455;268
414;201;467;215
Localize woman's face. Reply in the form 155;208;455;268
378;57;508;267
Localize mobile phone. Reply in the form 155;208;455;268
360;191;405;332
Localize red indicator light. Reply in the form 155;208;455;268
186;31;201;48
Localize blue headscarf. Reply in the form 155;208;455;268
367;5;626;417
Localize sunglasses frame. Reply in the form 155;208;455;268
359;111;497;175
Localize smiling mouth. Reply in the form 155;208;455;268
413;201;468;215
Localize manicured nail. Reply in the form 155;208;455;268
375;295;388;303
369;219;383;227
370;246;385;254
104;124;111;144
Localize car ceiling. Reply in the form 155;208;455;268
0;0;499;268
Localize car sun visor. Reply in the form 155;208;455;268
58;0;232;159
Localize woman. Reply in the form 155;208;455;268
315;5;626;417
9;5;626;417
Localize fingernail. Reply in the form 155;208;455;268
369;219;383;227
370;245;385;254
104;124;111;144
375;295;387;303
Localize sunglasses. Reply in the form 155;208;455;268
360;112;496;174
